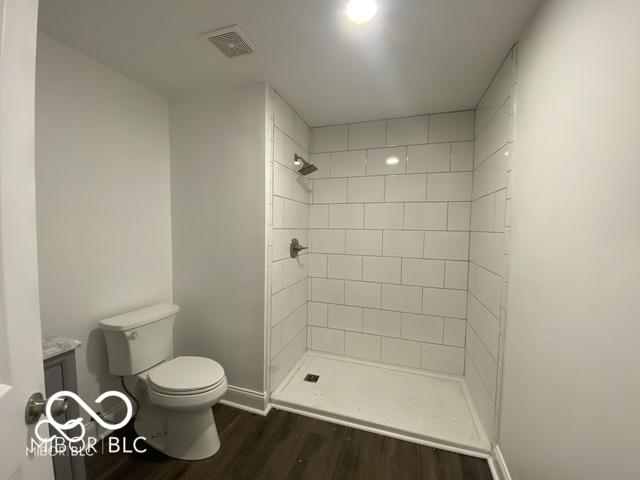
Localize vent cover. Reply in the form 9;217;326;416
201;25;258;58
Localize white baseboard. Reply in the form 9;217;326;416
81;384;269;450
84;384;269;445
488;445;512;480
219;385;270;416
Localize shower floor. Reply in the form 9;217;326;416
271;352;490;456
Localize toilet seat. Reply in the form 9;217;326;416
148;356;225;396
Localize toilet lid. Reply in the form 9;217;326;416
148;356;225;394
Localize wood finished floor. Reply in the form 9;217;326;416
86;404;492;480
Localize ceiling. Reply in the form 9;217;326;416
38;0;539;126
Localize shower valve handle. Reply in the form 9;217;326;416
290;238;308;258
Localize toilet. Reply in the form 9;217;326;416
99;303;227;460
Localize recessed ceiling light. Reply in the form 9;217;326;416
386;156;399;165
345;0;378;25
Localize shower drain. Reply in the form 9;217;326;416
304;373;320;383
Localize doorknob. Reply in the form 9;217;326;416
25;392;68;424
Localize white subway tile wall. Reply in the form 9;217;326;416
307;111;474;376
465;50;516;441
348;121;387;150
268;90;311;392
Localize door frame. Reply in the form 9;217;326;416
0;0;53;478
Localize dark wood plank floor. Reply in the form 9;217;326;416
86;404;492;480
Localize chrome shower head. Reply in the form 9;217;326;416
294;154;318;176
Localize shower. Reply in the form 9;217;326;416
293;154;317;176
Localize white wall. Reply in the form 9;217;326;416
307;113;474;374
35;34;173;412
499;1;640;479
268;90;311;391
170;85;266;394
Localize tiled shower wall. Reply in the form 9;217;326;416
266;88;311;391
465;50;516;440
306;112;475;375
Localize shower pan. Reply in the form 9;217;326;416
271;352;491;456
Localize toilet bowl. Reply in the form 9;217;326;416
137;356;227;459
100;304;228;460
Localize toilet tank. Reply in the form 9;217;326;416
99;304;179;376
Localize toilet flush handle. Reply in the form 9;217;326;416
127;331;139;340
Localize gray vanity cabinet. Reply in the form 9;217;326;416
44;351;86;480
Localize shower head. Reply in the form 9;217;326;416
298;162;318;176
294;154;318;176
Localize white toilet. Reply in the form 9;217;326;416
100;303;227;460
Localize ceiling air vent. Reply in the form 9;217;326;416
201;25;258;58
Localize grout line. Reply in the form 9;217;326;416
311;140;472;158
312;110;472;132
443;261;448;289
310;324;463;351
385;119;389;147
309;280;467;309
468;258;503;279
310;173;472;186
474;94;513;140
467;289;501;327
466;326;499;397
471;186;508;204
473;139;511;171
445;202;450;230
